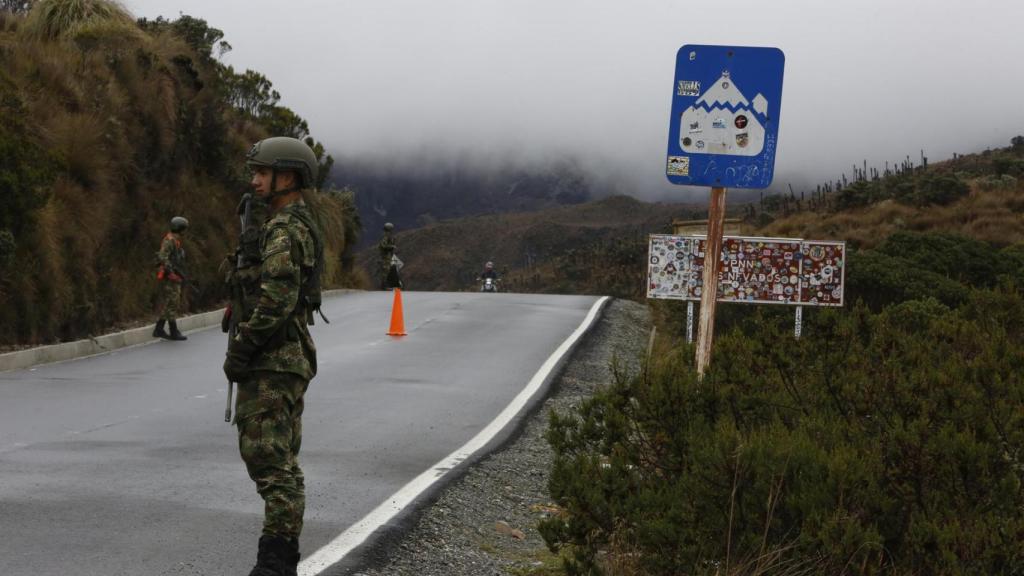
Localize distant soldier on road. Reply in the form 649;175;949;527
223;136;324;576
153;216;189;341
378;222;396;289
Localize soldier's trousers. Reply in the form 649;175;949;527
157;281;182;321
235;370;309;539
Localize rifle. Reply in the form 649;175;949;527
175;266;200;294
225;192;255;423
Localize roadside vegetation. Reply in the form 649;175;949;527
0;0;361;346
539;141;1024;574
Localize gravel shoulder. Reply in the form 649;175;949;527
348;298;651;576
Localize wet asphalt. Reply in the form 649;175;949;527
0;290;600;576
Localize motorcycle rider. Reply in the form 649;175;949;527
478;261;499;292
479;261;498;281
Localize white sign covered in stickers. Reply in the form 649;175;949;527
679;71;768;157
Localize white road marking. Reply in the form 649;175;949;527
299;296;609;575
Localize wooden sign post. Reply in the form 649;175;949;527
695;187;726;377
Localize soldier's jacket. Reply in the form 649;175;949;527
378;233;395;257
157;232;185;282
233;200;318;381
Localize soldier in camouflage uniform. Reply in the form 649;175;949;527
153;216;189;341
223;137;323;576
377;222;396;289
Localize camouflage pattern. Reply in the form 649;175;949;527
157;281;182;321
233;200;318;380
235;370;308;539
157;232;185;279
229;197;319;540
156;232;184;320
377;231;396;288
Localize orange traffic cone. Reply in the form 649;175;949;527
387;288;407;336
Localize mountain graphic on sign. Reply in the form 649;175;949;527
695;74;749;108
679;71;767;157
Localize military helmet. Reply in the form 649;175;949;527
383;222;394;232
170;216;189;232
246;137;319;189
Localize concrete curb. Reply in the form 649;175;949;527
0;289;356;373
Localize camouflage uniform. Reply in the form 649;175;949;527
378;231;396;289
229;200;318;541
156;232;185;321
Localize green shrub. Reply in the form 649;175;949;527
993;156;1024;177
543;294;1024;575
876;231;1003;288
909;173;970;206
999;243;1024;288
845;250;968;310
835;180;882;210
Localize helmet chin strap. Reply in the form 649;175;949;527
267;168;301;199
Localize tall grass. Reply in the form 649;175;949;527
21;0;133;40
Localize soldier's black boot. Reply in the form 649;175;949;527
152;319;169;339
248;535;291;576
168;320;187;341
283;538;300;576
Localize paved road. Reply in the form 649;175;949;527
0;291;603;576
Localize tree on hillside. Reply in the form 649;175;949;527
222;67;279;117
137;14;231;62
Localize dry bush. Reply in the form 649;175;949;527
760;177;1024;250
44;113;111;188
21;0;133;40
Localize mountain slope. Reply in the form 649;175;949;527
361;195;702;296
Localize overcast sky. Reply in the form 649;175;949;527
125;0;1024;199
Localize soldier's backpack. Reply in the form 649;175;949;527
285;208;328;325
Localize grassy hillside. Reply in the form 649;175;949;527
757;144;1024;248
0;2;359;346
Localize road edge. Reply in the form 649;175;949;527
0;289;357;373
299;295;612;576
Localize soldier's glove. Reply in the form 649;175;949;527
223;335;258;382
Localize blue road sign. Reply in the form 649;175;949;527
666;45;785;189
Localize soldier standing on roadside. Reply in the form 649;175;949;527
378;222;396;289
223;137;324;576
153;216;189;341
